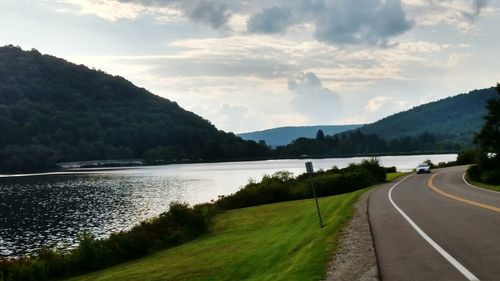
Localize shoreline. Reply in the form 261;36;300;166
0;152;457;177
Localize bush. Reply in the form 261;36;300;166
216;159;387;210
468;163;500;185
457;149;478;165
383;166;397;173
0;202;214;281
423;159;436;169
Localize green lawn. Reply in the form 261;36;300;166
66;188;367;281
386;172;407;182
469;180;500;192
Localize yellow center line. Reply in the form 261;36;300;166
428;172;500;213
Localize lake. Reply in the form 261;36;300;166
0;154;456;257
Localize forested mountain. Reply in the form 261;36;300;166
358;88;497;146
0;46;269;172
238;124;362;147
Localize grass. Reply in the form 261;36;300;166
66;188;368;281
386;172;408;182
462;172;500;192
468;179;500;192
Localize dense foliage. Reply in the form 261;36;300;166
0;45;269;172
469;84;500;184
274;130;460;157
216;158;387;210
357;87;497;147
0;202;215;281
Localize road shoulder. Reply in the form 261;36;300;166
325;188;379;281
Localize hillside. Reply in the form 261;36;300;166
0;46;268;172
238;125;362;147
358;88;497;146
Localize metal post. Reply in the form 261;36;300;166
305;162;324;228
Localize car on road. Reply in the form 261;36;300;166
416;163;431;174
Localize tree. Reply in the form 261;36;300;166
469;83;500;184
316;129;325;140
475;83;500;157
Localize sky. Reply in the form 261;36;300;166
1;0;499;134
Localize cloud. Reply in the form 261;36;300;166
288;72;342;124
407;0;490;30
312;0;413;45
243;0;413;45
118;0;230;28
365;96;392;112
462;0;488;22
353;95;410;123
59;0;490;44
247;6;294;34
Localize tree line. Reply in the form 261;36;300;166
273;130;461;158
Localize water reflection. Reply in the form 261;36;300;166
0;154;456;257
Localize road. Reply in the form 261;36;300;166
369;166;500;281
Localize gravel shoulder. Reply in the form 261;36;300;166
324;188;380;281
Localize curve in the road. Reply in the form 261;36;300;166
462;173;500;194
388;175;480;281
428;172;500;212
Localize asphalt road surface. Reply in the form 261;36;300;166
369;166;500;281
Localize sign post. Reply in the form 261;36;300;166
305;162;324;228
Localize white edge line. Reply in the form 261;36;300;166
388;175;480;281
462;173;500;194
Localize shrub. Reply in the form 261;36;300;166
457;149;478;165
383;166;397;173
216;159;387;210
0;202;214;281
423;159;436;169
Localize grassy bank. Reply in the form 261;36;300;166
67;188;368;281
469;179;500;192
386;172;406;182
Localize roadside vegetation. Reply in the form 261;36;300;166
466;83;500;186
0;159;390;281
65;190;366;281
466;178;500;192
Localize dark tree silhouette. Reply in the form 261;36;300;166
468;83;500;184
475;83;500;157
315;129;325;140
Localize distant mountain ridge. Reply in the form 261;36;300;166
238;125;363;147
356;87;497;146
241;87;495;149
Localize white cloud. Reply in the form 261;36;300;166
365;96;392;112
58;0;142;21
288;72;342;124
403;0;491;31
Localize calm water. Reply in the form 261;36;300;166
0;154;456;257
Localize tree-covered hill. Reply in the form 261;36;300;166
0;45;269;172
358;87;497;146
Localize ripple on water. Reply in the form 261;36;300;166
0;174;206;258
